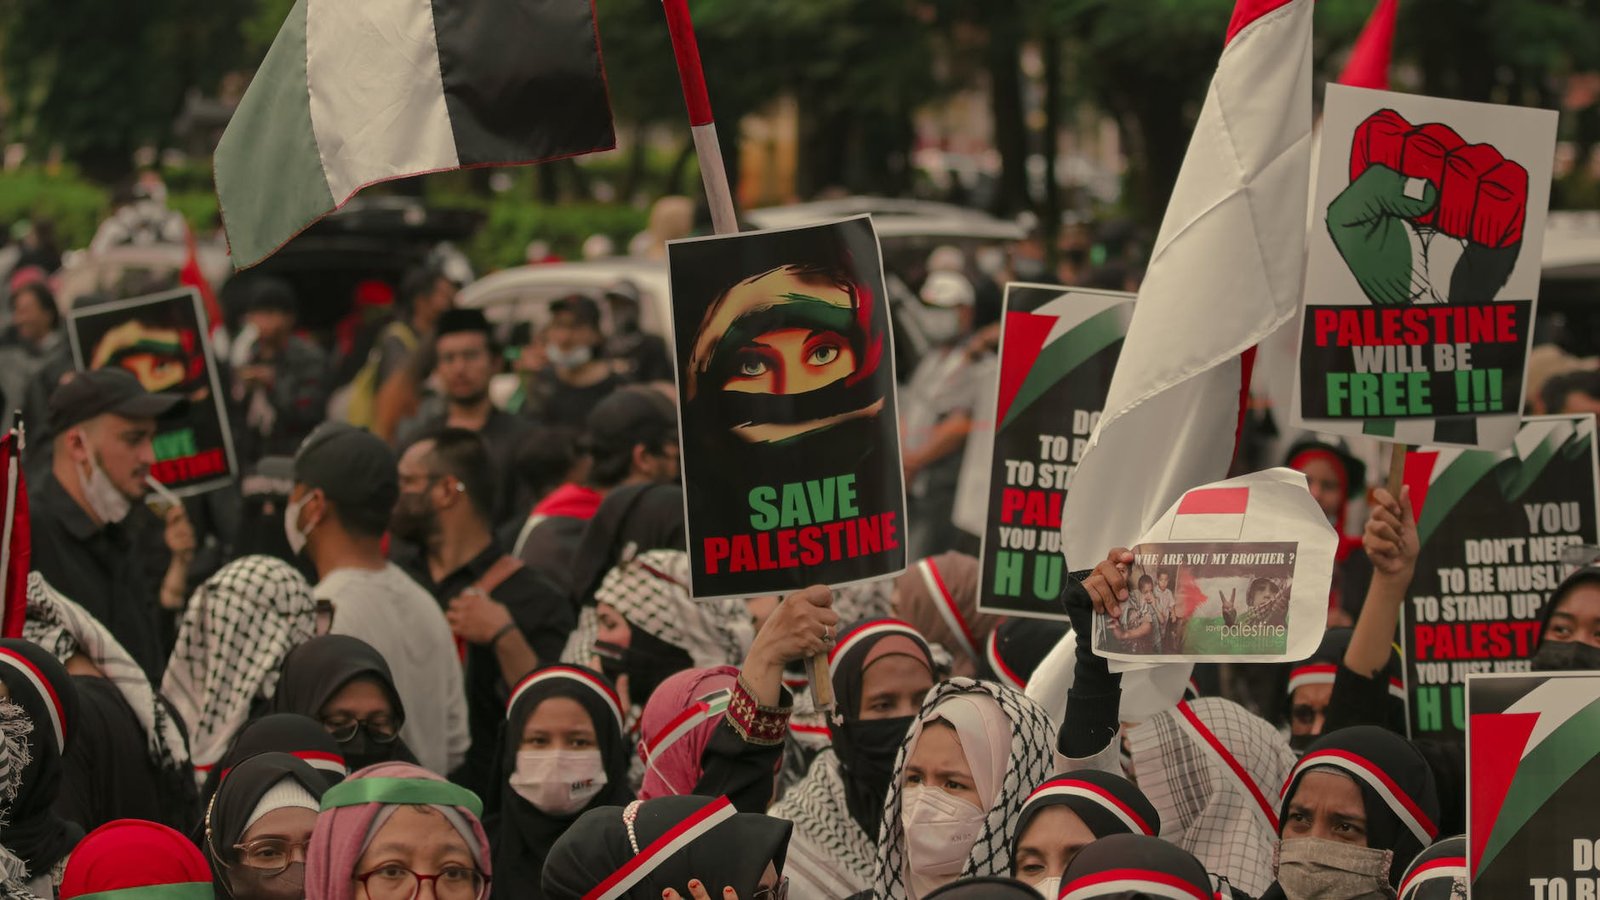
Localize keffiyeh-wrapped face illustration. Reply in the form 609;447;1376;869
686;264;886;444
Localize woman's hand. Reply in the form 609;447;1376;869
663;880;741;900
741;585;836;706
1364;486;1419;580
1082;548;1134;620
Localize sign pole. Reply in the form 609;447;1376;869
1386;441;1409;499
659;0;834;711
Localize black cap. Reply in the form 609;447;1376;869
247;279;297;314
586;388;676;457
48;368;182;434
291;423;398;512
550;294;602;329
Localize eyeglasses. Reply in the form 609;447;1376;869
233;837;309;873
320;714;401;743
752;878;789;900
355;864;489;900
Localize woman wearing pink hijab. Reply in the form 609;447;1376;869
636;666;740;801
305;762;492;900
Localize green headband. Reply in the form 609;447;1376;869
709;295;857;366
72;884;214;900
320;777;484;819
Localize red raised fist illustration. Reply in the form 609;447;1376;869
1330;108;1528;305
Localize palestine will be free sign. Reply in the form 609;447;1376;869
67;287;237;495
1294;86;1558;450
1399;415;1599;741
668;215;907;599
977;285;1132;619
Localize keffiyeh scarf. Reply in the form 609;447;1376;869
1128;697;1297;898
21;573;189;774
767;749;876;898
0;703;41;899
161;555;317;771
870;678;1057;899
588;550;751;669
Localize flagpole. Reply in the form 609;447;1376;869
0;423;20;638
660;0;738;236
659;0;835;712
1386;442;1409;499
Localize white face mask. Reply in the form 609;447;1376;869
283;492;315;555
509;749;607;815
900;785;986;878
546;343;593;371
1275;837;1397;900
1032;876;1060;899
80;445;132;524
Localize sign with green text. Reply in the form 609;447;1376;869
1293;85;1558;450
67;287;237;495
667;216;907;599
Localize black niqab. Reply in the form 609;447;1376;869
829;619;934;840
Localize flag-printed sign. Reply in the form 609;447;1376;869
1094;468;1335;667
978;284;1134;619
1170;488;1251;541
1468;671;1600;898
67;288;237;496
215;0;615;269
667;216;907;599
1293;86;1558;451
1399;416;1599;740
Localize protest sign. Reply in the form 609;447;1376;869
667;215;906;599
67;287;236;495
977;284;1134;618
1468;671;1600;899
1294;85;1558;450
1093;468;1335;667
1399;415;1599;740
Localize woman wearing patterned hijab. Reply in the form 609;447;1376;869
770;619;935;898
0;639;81;894
163;555;319;779
869;678;1057;900
0;692;43;897
1264;726;1441;898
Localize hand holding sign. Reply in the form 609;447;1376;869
1363;485;1419;579
1330;108;1529;307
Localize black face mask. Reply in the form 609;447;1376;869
594;636;693;707
226;862;306;900
1531;639;1600;672
338;727;406;772
1289;731;1318;755
834;715;915;838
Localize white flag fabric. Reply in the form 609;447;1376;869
1062;0;1314;565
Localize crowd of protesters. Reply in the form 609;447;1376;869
0;211;1592;900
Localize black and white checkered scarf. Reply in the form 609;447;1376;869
869;678;1057;899
583;550;751;669
161;555;317;771
0;701;39;898
768;748;877;898
22;573;189;775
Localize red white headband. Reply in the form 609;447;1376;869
986;629;1025;691
584;796;736;900
0;649;64;753
1059;868;1214;900
829;619;925;668
509;667;625;732
1287;663;1404;701
1399;857;1466;900
1285;749;1438;845
1025;780;1154;836
917;559;979;662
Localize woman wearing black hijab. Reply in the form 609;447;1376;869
205;752;329;900
0;639;82;893
1056;834;1218;899
542;794;792;900
494;666;634;898
196;713;348;843
768;619;935;897
1265;726;1441;899
265;635;416;772
1010;771;1162;897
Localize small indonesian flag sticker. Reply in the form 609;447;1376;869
1169;487;1250;540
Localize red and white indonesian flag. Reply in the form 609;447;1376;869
215;0;616;268
1062;0;1313;562
1170;487;1250;541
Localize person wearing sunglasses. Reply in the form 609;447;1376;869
206;752;329;900
306;762;492;900
267;635;418;772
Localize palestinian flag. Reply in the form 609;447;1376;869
1468;672;1600;895
215;0;615;269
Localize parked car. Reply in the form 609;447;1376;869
455;256;672;343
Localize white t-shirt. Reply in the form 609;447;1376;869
314;563;469;775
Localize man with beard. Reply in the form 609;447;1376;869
398;308;533;526
393;427;574;795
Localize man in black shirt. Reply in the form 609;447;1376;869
30;369;191;680
391;427;574;796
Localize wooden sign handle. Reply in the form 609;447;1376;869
808;651;835;713
1386;442;1409;498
